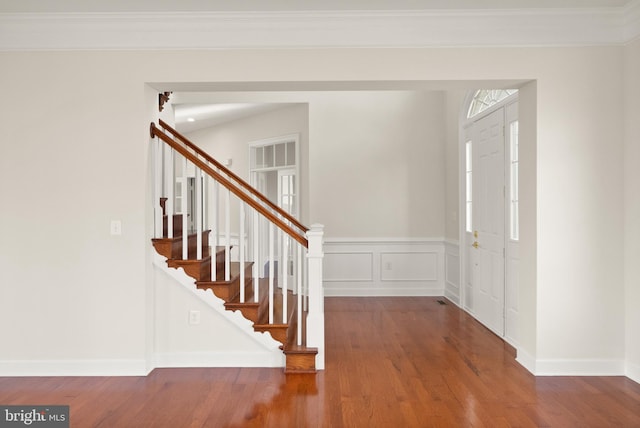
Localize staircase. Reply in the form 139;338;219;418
149;119;324;373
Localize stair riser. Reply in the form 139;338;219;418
226;305;259;324
168;258;210;282
284;353;317;374
162;214;183;238
152;231;210;260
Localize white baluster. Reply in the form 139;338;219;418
303;254;308;313
182;157;188;260
225;188;230;282
306;224;325;370
196;167;202;260
269;223;274;324
297;243;302;346
211;181;218;281
165;146;174;239
253;211;259;303
278;229;283;291
153;138;162;238
239;202;245;303
282;234;288;324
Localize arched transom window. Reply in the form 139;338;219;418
467;89;517;118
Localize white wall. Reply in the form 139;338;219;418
534;48;625;374
0;52;150;374
442;90;465;305
517;81;538;369
307;91;446;239
444;90;465;243
0;46;631;377
624;38;640;383
151;256;283;367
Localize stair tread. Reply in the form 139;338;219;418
283;345;318;354
196;261;253;285
154;229;212;240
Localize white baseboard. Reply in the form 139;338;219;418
443;292;461;308
535;358;625;376
515;350;626;377
325;287;444;297
323;238;445;297
443;240;460;306
626;361;640;384
0;359;149;377
515;348;536;374
0;351;285;376
153;351;284;368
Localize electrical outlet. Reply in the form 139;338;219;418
110;220;122;235
189;310;200;325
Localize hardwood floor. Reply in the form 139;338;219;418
2;297;640;427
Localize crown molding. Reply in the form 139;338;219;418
1;6;640;51
624;0;640;42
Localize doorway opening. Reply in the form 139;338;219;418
249;134;300;287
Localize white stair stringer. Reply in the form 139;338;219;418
152;251;285;368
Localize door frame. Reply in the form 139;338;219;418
459;90;519;344
248;134;300;278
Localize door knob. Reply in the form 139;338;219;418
472;241;479;249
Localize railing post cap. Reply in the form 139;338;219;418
306;224;324;240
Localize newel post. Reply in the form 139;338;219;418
306;223;325;370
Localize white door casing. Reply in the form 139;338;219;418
505;101;520;346
249;135;300;280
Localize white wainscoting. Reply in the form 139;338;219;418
444;240;460;306
323;238;445;296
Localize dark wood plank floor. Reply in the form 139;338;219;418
1;297;639;427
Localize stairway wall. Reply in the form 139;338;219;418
152;256;284;368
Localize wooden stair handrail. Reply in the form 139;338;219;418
151;122;308;248
158;119;308;235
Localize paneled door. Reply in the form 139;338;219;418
469;108;505;336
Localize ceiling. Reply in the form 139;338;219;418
0;0;633;13
173;103;298;133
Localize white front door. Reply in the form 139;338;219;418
469;108;505;336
